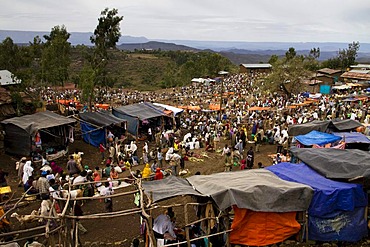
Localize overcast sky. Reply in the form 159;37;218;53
1;0;370;42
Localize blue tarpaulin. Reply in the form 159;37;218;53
332;132;370;144
80;122;106;147
295;130;341;146
267;163;368;242
112;109;138;137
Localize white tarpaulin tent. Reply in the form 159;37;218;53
153;103;184;116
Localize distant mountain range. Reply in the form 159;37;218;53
1;30;370;63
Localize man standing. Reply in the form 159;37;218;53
234;140;244;158
36;171;50;199
246;147;254;169
67;155;80;176
255;133;262;153
101;181;113;212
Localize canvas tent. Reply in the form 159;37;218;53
143;170;313;211
186;169;313;212
142;175;203;202
143;170;314;246
333;132;370;150
295;130;341;146
113;102;168;137
288;119;363;136
188;170;314;246
152;103;183;116
1;111;76;156
268;163;368;242
290;147;370;180
78;111;126;147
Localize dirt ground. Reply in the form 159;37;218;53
0;135;278;246
2;137;366;247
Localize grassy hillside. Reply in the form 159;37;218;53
69;49;175;91
69;48;236;91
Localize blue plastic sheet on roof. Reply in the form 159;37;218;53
267;162;368;242
295;130;341;146
332;132;370;144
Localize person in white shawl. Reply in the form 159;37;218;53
22;161;34;185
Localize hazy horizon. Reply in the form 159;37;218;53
1;0;370;43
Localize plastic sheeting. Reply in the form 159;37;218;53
112;109;138;137
288;119;363;136
1;110;76;136
288;120;331;136
1;111;76;156
142;176;204;202
290;147;370;180
79;111;125;127
332;132;370;144
295;130;341;146
267;163;368;242
80;122;106;147
186;169;313;212
230;207;301;246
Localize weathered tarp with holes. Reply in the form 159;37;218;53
267;162;368;241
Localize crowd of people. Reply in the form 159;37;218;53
5;71;370;246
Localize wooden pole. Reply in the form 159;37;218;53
184;204;191;247
0;186;33;222
0;225;45;238
138;179;156;247
305;210;309;243
224;211;231;247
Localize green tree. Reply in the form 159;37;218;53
285;47;297;61
90;8;123;54
309;47;320;59
305;47;321;71
79;65;96;110
321;57;341;69
28;36;44;84
268;55;279;65
338;41;360;70
264;52;310;97
41;25;71;86
90;8;123;88
0;37;20;72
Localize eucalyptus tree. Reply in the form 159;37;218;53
41;25;71;86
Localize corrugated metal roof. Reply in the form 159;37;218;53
317;68;341;75
349;69;370;74
341;72;370;80
350;64;370;69
240;63;272;69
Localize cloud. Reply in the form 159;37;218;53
0;0;369;42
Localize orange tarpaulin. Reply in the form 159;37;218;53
95;104;110;110
57;99;72;105
286;105;298;109
248;106;271;111
57;99;81;106
230;207;301;246
355;96;368;101
209;103;222;111
213;92;235;97
178;105;201;111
